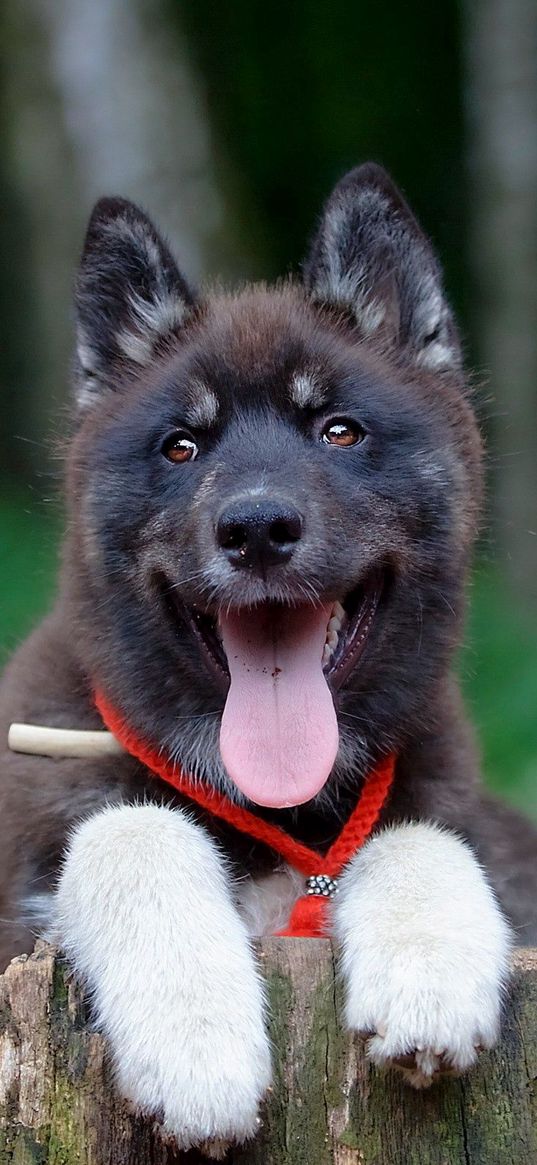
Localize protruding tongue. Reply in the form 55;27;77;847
219;603;339;808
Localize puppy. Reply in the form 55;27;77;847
1;163;535;1150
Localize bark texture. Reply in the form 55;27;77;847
1;941;536;1164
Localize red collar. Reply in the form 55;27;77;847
95;691;395;937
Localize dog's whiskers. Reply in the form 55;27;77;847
162;570;210;593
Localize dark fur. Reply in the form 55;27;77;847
1;163;536;968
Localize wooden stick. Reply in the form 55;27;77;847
8;722;125;759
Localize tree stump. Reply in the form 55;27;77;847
1;941;536;1164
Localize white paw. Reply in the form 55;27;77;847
54;802;271;1148
115;1002;271;1148
333;821;512;1088
349;958;500;1087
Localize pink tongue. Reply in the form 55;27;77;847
219;604;339;808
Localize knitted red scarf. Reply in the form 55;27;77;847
95;692;395;938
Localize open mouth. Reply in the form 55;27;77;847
162;572;382;809
184;574;382;694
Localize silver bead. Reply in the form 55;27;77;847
305;873;339;898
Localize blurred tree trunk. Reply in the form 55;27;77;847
465;0;537;607
0;0;233;484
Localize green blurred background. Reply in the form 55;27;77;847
1;0;536;814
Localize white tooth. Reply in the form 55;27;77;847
322;644;333;666
328;616;341;633
327;630;338;649
333;601;346;621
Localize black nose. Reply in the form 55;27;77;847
216;499;303;570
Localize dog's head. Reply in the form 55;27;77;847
66;164;482;808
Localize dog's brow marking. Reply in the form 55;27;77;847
290;372;326;409
187;383;219;428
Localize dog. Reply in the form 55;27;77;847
1;163;536;1150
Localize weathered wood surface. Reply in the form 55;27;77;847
0;942;536;1165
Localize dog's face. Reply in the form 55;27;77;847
66;165;482;809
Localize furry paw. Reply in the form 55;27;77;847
354;983;497;1088
119;1015;270;1149
333;822;512;1089
54;803;272;1149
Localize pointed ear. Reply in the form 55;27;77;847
304;163;461;372
74;197;196;409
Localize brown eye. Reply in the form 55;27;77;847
162;430;198;463
321;419;366;447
